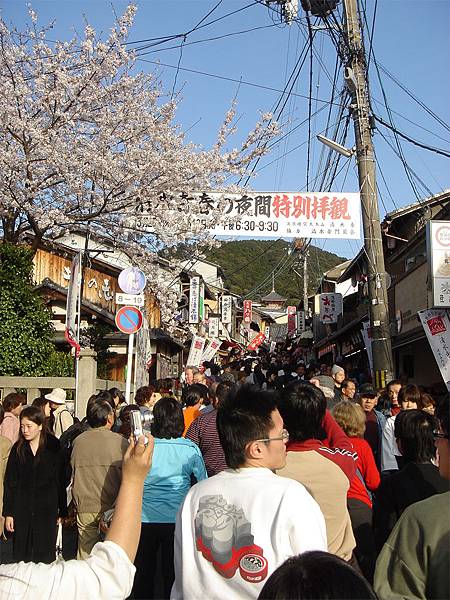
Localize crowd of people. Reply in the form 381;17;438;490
0;349;448;599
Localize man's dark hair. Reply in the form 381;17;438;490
258;551;377;600
341;379;355;390
387;379;402;390
394;409;438;463
0;404;4;425
216;385;277;469
436;393;449;438
183;384;209;407
278;382;326;442
96;390;115;411
151;397;184;439
2;392;25;412
215;381;234;405
87;399;113;428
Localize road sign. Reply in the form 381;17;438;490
115;306;143;334
115;292;144;307
118;267;147;295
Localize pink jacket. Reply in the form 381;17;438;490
0;412;20;444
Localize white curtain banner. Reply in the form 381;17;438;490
418;308;450;391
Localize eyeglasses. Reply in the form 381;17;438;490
433;430;448;440
256;429;290;443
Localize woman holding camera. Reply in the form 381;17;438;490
132;397;207;599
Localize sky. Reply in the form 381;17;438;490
2;0;449;263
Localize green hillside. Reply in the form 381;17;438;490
204;240;346;304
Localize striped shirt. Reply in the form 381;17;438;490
185;409;227;477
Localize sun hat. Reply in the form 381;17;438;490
45;388;67;404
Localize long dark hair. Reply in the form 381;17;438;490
16;405;47;463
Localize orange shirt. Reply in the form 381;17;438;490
183;406;201;437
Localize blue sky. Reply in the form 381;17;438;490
2;0;449;261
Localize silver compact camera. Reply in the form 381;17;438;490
130;410;153;444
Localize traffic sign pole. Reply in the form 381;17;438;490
125;332;134;404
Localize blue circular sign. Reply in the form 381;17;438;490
115;306;143;334
118;267;147;295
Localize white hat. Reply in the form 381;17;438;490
45;388;67;404
331;364;345;377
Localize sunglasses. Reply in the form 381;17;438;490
433;430;448;440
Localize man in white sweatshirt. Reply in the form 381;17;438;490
171;386;327;600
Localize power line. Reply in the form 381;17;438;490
373;115;450;159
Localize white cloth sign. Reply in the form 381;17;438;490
319;293;343;324
201;339;221;363
186;335;206;367
418;308;450;391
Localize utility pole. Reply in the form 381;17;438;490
342;0;394;386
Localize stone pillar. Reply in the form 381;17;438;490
27;388;41;405
76;349;97;420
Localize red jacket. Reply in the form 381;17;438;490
348;437;380;508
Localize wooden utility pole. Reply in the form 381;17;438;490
303;250;309;318
342;0;394;386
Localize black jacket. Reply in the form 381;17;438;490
373;461;450;553
3;434;67;563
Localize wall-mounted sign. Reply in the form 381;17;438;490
427;221;450;308
243;300;252;324
201;339;221;362
189;276;200;324
287;306;297;332
319;293;343;324
297;310;306;333
208;317;220;338
221;295;232;324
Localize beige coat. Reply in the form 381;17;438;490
52;404;74;438
71;427;128;513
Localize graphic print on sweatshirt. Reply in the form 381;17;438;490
195;494;268;583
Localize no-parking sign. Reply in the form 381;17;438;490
115;306;143;334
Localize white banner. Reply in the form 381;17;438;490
221;295;232;324
186;335;206;367
361;321;374;377
201;338;221;363
270;341;277;353
418;308;450;391
319;293;343;324
427;221;450;308
208;317;220;338
189;276;200;324
134;191;361;239
65;252;82;353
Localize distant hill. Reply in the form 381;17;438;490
204;240;346;304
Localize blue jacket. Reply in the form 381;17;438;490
141;437;207;523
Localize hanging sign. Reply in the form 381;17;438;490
319;293;343;324
208;317;220;338
186;335;206;367
287;306;297;332
243;300;253;324
265;327;270;340
134;192;361;239
427;221;450;308
418;308;450;391
270;341;277;353
201;339;221;362
221;295;233;324
189;277;200;324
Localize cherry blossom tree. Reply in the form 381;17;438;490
0;5;278;323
